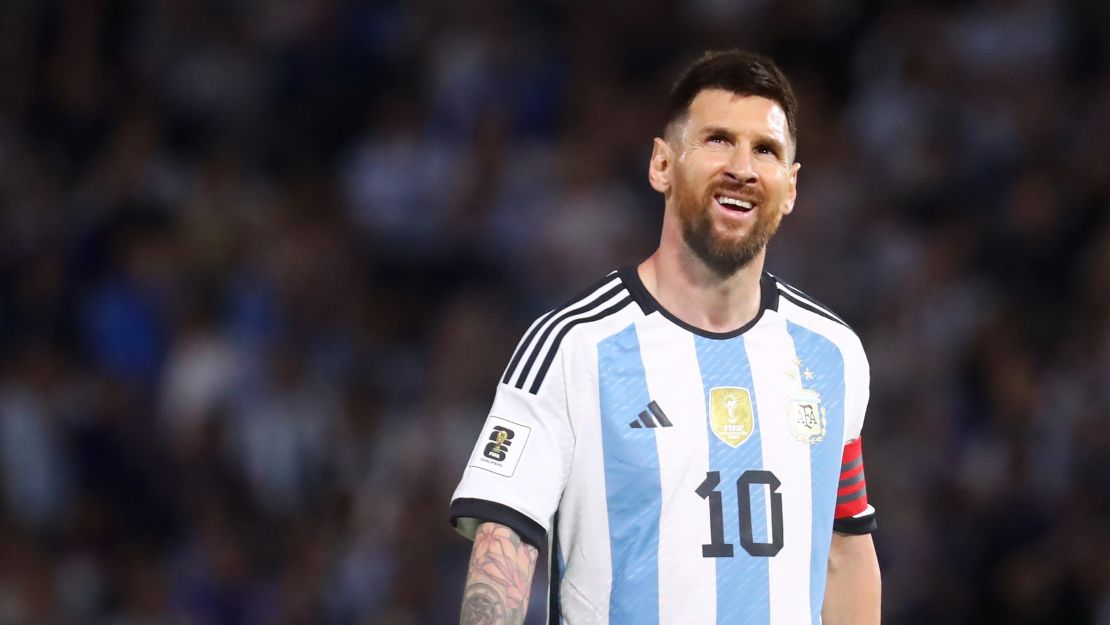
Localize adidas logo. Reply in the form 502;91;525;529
629;401;673;429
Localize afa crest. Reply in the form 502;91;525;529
710;387;755;448
786;388;827;444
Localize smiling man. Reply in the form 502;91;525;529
451;50;881;625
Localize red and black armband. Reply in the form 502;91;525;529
832;437;877;534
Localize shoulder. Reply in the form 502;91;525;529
501;270;640;395
769;273;853;330
768;272;867;360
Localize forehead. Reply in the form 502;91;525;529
685;89;790;141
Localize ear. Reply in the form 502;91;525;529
781;161;800;215
648;137;673;194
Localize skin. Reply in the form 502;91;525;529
823;532;882;625
459;88;879;625
641;88;799;334
459;522;539;625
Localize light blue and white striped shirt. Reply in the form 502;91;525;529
452;267;875;625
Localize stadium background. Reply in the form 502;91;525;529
1;0;1108;623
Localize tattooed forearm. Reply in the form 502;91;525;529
460;523;539;625
461;582;504;625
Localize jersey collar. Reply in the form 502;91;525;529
619;265;779;340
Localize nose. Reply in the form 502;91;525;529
724;144;758;184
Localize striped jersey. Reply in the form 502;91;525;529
451;266;876;625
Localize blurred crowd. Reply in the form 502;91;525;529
0;0;1108;623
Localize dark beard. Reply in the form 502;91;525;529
679;189;780;278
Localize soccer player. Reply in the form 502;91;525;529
450;50;881;625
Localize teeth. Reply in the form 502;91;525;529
718;197;753;209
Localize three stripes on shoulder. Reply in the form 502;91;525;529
502;273;631;395
770;274;851;329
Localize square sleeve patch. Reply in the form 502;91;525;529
468;416;532;478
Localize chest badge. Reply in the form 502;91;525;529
786;388;827;445
709;387;755;448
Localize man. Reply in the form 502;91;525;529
450;49;881;625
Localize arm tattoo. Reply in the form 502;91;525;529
461;582;504;625
460;523;539;625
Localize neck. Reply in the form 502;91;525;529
638;237;766;334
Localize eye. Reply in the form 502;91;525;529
707;133;730;145
755;144;779;157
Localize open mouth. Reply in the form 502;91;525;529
715;195;756;213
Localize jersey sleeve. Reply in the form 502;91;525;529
842;332;870;444
449;342;573;550
834;335;876;534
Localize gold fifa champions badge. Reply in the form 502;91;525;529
786;388;827;444
710;387;755;448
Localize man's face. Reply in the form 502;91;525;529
665;90;799;277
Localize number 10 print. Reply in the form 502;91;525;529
696;470;784;558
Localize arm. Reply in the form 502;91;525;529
460;521;540;625
821;532;881;625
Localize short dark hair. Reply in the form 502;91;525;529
665;50;798;152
